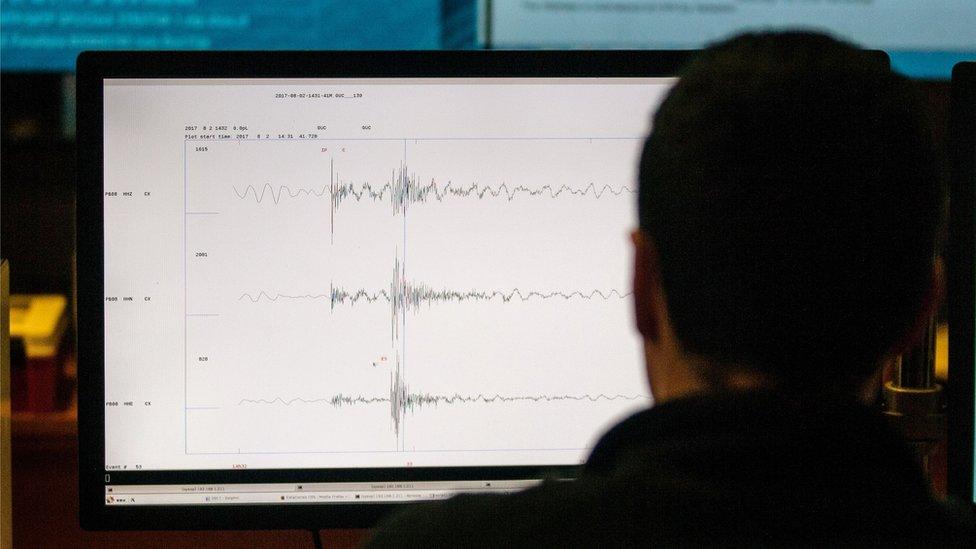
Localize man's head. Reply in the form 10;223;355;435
634;32;944;399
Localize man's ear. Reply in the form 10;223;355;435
632;230;662;342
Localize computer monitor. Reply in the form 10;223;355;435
76;50;688;529
948;60;976;507
481;0;976;79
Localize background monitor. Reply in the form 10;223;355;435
949;60;976;507
482;0;976;79
2;1;973;78
0;1;480;71
76;50;688;529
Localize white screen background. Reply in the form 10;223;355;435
102;78;673;471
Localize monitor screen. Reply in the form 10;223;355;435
483;0;976;79
77;51;685;529
0;1;456;71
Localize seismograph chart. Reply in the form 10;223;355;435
95;63;680;474
97;78;674;470
182;136;650;459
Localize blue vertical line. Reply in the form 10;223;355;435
183;140;188;454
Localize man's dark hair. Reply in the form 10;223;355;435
638;32;944;392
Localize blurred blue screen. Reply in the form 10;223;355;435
486;0;976;79
2;0;973;78
0;0;450;72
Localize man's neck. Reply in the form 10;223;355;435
644;344;777;405
643;343;882;405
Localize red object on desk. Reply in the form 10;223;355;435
9;295;68;412
26;355;61;412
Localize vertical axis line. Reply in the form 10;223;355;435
401;139;407;452
183;140;188;454
329;157;335;244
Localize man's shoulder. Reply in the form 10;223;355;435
367;394;976;546
366;474;691;547
368;479;976;548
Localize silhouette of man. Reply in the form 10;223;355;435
368;32;976;546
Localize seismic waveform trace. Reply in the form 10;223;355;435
238;358;649;437
231;158;635;239
241;257;631;344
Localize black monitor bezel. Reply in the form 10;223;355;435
76;50;692;530
948;60;976;507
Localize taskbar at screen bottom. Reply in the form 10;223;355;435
104;479;541;506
